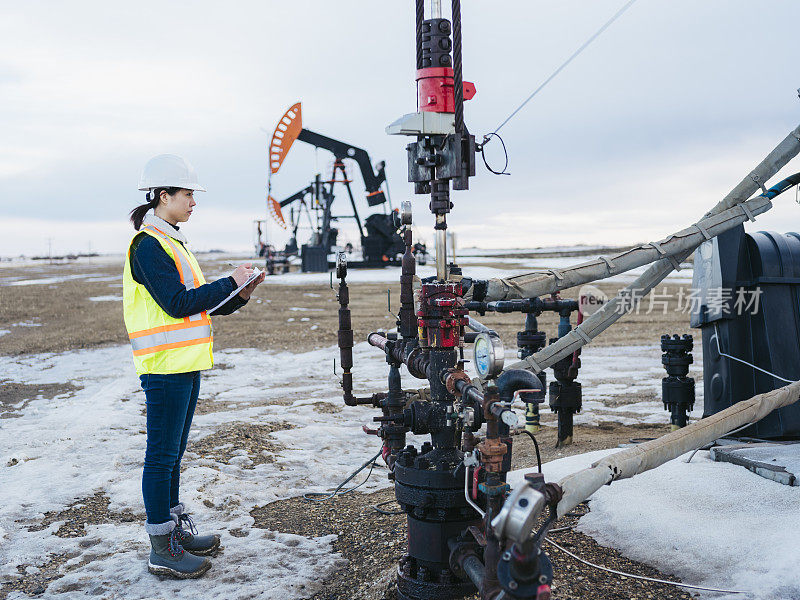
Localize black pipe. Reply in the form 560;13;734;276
496;369;543;404
452;376;484;408
462;554;485;592
399;228;417;339
382;362;407;456
338;265;383;407
369;333;431;381
337;262;356;406
448;538;486;593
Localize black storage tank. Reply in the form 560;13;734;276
691;224;800;439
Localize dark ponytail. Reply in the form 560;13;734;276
129;187;180;230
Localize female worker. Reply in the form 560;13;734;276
123;154;265;578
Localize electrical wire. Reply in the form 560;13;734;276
303;449;382;502
490;0;639;136
374;499;404;516
521;429;542;473
478;132;510;176
713;323;797;384
544;538;747;594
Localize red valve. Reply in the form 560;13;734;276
471;465;482;500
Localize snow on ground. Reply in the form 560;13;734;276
1;340;697;597
457;246;608;257
253;264;536;285
496;344;704;427
508;449;800;600
0;271;121;287
254;262;693;286
566;344;704;426
0;343;427;599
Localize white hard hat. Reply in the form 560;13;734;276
138;154;206;192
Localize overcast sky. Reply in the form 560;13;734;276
2;0;800;257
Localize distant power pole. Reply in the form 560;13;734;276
47;238;53;264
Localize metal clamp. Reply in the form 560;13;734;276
693;223;712;240
573;327;592;345
648;241;682;270
547;268;565;282
749;173;768;196
523;354;545;374
667;254;682;271
598;255;616;272
740;202;757;222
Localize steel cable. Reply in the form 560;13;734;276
303;449;382;502
545;538;747;594
491;0;639;136
416;0;424;71
451;0;464;134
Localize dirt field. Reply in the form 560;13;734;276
1;255;700;599
0;255;694;357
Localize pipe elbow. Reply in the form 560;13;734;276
496;369;543;404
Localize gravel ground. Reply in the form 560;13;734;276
251;428;697;600
1;255;700;600
7;493;141;598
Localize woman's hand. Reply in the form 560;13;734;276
238;271;265;300
231;263;254;287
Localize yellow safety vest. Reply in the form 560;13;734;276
122;224;214;375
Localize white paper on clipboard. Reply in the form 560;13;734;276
207;267;262;314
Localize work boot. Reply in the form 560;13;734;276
147;523;211;579
170;504;221;556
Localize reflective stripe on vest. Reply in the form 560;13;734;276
142;225;199;290
127;226;210;356
140;225;204;323
130;322;212;356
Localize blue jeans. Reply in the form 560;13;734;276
140;371;200;526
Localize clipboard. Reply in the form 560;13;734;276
207;267;262;314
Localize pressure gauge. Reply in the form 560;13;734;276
473;333;504;379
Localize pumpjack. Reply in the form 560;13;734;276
266;102;426;272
